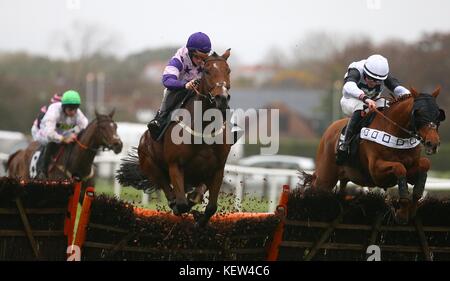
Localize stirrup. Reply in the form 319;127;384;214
338;143;349;152
147;119;160;130
336;148;349;165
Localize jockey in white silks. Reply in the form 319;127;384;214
32;90;88;178
31;93;61;142
336;54;410;165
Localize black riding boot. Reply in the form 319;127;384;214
336;110;363;165
147;90;183;139
36;143;57;179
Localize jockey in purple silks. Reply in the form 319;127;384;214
147;32;212;137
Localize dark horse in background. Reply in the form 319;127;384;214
302;88;445;223
118;50;233;227
7;110;123;200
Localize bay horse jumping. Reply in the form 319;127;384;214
7;110;123;194
303;88;445;223
118;50;233;227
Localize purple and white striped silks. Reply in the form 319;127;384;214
162;47;203;90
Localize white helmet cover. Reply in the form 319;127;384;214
364;54;389;80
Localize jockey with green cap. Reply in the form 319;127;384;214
33;90;88;178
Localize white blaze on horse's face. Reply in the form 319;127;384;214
214;81;229;98
109;122;121;140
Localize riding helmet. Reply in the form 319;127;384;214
61;90;81;106
186;32;211;54
363;54;389;81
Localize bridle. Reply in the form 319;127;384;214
373;99;440;145
74;118;118;152
192;57;230;105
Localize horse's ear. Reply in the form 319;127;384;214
222;48;231;60
94;109;100;118
410;87;419;98
109;108;115;118
439;109;446;122
432;86;441;98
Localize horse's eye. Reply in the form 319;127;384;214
204;70;210;75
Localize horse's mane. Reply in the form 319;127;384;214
388;93;413;106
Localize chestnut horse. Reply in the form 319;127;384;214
117;50;233;227
303;88;445;222
7;110;123;189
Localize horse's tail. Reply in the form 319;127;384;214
4;150;22;172
297;170;316;189
115;147;156;193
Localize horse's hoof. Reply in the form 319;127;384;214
169;200;177;211
173;203;190;215
195;218;208;228
191;210;201;221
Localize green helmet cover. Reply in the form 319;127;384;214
61;90;81;105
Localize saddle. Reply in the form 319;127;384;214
337;111;377;167
31;143;63;179
29;146;46;178
155;90;195;141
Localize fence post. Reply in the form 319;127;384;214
142;191;149;205
267;184;290;261
268;177;279;212
74;187;95;253
64;181;82;244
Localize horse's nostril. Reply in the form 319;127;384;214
425;141;432;147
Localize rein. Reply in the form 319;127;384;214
74;118;116;152
373;107;423;142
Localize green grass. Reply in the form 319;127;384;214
93;178;271;213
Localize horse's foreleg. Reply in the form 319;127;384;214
139;155;176;209
371;160;408;197
407;157;430;218
196;171;223;227
408;157;430;202
371;159;409;223
168;163;189;215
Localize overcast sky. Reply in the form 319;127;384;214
1;0;450;64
